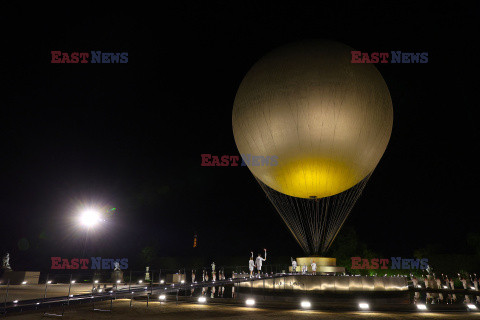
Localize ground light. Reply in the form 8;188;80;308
159;295;166;301
47;281;52;284
416;304;427;311
246;299;256;306
71;280;76;284
300;301;311;308
21;281;27;285
358;302;369;310
467;304;478;310
198;297;207;303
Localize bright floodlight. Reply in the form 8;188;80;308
79;209;101;228
47;281;52;284
159;294;166;300
198;297;207;303
417;304;427;310
71;280;76;284
160;280;164;284
246;299;256;306
94;280;99;284
116;280;121;283
300;301;311;308
21;281;27;285
467;304;478;310
181;280;185;284
359;302;369;310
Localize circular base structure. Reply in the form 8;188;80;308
236;274;408;292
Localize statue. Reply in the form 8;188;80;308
2;253;12;271
111;260;123;283
145;266;150;281
426;265;432;275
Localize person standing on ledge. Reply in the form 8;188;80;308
311;260;317;275
411;276;420;303
435;275;443;303
460;274;471;303
449;276;457;303
474;274;480;304
443;275;452;304
211;262;216;281
422;274;431;304
249;252;255;278
291;258;297;274
255;249;267;277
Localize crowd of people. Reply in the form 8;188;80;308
290;257;317;274
411;273;480;304
194;251;322;281
189;249;269;283
187;253;480;306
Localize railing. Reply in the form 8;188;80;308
1;270;283;316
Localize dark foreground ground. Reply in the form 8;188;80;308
6;300;480;319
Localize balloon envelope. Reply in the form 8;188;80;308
232;40;393;198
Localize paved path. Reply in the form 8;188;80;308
6;300;480;319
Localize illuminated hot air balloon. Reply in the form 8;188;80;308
232;40;393;255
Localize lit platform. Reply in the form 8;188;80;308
237;275;408;291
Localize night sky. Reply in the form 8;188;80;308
1;3;479;270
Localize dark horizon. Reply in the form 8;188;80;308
1;3;479;271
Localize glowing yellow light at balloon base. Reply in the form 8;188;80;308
272;157;360;199
232;40;393;254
